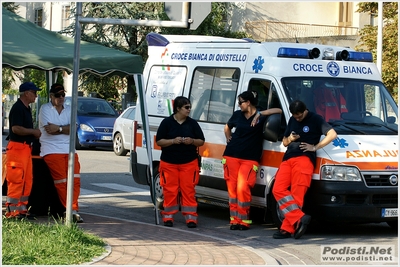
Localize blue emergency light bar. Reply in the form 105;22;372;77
277;47;309;58
336;50;373;62
277;46;373;62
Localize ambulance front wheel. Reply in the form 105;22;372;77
386;220;397;229
269;190;284;229
150;164;164;210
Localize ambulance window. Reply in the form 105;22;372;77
248;79;270;110
190;67;239;123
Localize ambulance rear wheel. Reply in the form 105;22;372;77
150;165;164;210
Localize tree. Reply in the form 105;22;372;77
355;2;398;101
2;2;19;13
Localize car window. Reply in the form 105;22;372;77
127;108;136;120
122;108;133;119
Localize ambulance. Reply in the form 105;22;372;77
130;32;398;228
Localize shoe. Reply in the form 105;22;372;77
18;212;36;220
187;222;197;228
273;230;292;239
239;225;249;230
164;220;173;227
230;224;239;230
72;211;84;223
293;214;311;239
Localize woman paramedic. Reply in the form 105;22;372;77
222;90;282;230
156;96;205;228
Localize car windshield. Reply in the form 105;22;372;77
282;77;398;135
65;97;118;117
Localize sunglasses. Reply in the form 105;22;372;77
183;105;191;110
238;100;247;105
54;92;66;98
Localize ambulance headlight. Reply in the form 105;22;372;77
320;166;362;182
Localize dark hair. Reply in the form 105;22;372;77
289;100;307;114
173;96;191;114
50;83;65;94
238;90;258;106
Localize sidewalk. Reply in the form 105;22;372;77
76;213;278;265
2;205;278;265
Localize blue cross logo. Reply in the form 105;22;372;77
252;56;264;73
327;62;340;77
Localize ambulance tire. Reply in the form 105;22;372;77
150;165;164;210
386;220;398;229
269;189;284;229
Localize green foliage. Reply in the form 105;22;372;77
160;3;250;39
2;217;106;265
79;74;126;101
355;2;398;101
2;68;16;90
2;2;19;13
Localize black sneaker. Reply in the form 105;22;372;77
164;220;173;227
187;222;197;228
230;224;240;230
72;211;84;223
239;225;249;230
273;230;292;239
18;213;36;220
293;214;311;239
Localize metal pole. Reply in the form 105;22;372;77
134;74;159;225
377;2;383;74
65;2;82;226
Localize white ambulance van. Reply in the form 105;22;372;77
131;32;398;228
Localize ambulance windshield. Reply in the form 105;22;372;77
282;77;398;135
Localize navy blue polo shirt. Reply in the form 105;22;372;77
223;110;267;162
283;110;333;166
8;98;36;144
156;115;205;164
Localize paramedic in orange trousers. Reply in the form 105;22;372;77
223;91;282;230
156;96;205;228
5;82;42;219
272;100;337;239
38;83;83;223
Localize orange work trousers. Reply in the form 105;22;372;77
272;156;313;234
5;141;33;217
223;156;258;227
43;153;81;211
159;159;199;224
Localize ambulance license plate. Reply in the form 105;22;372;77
381;208;398;217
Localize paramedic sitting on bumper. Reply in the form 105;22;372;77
271;100;337;239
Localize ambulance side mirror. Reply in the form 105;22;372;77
263;113;281;142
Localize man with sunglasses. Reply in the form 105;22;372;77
38;83;83;223
4;82;42;219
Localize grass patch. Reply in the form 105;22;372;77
2;216;107;265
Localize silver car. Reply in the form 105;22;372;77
112;106;136;156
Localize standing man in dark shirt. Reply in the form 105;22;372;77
272;100;337;239
5;82;42;219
